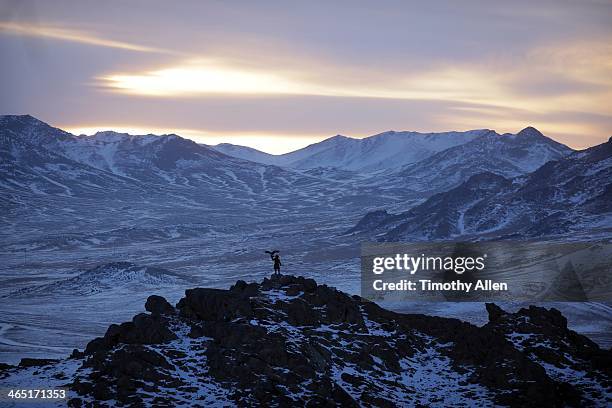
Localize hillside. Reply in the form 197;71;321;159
390;127;572;193
212;130;492;171
350;136;612;240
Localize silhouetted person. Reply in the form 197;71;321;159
266;250;282;275
273;254;282;274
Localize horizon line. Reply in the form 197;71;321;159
0;113;600;155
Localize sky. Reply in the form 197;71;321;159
0;0;611;153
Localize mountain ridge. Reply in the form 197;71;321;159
0;115;350;201
350;136;611;240
387;126;573;193
213;129;498;171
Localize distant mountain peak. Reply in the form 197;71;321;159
0;114;50;128
0;114;72;146
516;126;544;138
328;134;350;141
0;113;39;122
92;130;131;137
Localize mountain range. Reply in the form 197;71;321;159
3;114;611;243
350;136;612;240
211;128;570;175
213;129;490;171
0;115;351;208
386;126;572;193
214;126;575;198
1;115;575;199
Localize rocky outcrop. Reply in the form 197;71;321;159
484;304;611;406
144;294;176;316
84;312;177;355
2;275;609;407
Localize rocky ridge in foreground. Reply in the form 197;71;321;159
1;275;610;407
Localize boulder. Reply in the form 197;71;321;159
177;288;253;321
145;295;175;315
485;302;506;322
84;313;176;355
18;358;59;367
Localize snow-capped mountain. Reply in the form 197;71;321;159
2;116;572;204
351;136;612;240
1;115;258;183
0;115;348;200
0;125;134;197
213;130;491;171
212;135;354;168
387;127;573;193
0;114;73;146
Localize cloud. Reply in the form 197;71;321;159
96;38;612;117
0;21;170;53
95;58;525;106
2;1;611;152
99;60;316;97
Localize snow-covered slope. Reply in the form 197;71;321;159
289;130;490;171
390;127;573;193
212;143;279;164
351;136;611;240
212;130;491;171
0;114;73;146
6;262;186;297
0;128;134;197
0;115;351;201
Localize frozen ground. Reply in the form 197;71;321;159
1;185;611;365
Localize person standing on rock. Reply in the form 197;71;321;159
266;250;282;275
273;254;282;275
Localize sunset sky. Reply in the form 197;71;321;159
1;0;611;153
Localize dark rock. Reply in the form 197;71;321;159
145;295;175;315
0;362;14;380
230;280;247;292
0;362;14;370
91;382;113;401
286;298;321;326
67;397;83;407
18;358;59;367
84;313;176;355
485;302;506;322
524;305;567;329
229;280;260;297
177;288;253;321
302;278;317;292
